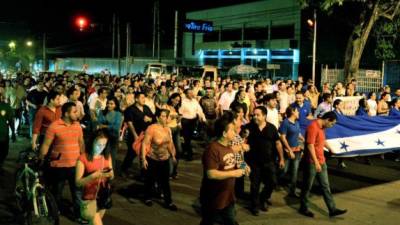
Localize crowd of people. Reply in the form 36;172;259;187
0;70;399;224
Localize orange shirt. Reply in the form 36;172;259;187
305;120;326;165
45;119;82;168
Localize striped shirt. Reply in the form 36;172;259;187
45;119;83;168
33;106;62;135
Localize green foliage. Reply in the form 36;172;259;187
374;17;400;60
300;0;400;61
0;44;35;71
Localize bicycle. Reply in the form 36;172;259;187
15;150;59;225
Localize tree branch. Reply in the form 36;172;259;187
379;1;400;20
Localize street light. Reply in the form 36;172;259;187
26;41;33;47
308;10;317;85
9;41;16;49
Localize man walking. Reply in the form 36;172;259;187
39;102;85;222
299;111;347;218
0;92;16;174
244;106;285;216
179;88;206;161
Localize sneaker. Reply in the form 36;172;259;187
144;200;153;207
298;209;314;218
260;203;268;212
329;208;347;217
288;192;300;198
338;162;347;168
250;208;259;216
166;203;178;211
75;217;89;224
395;157;400;162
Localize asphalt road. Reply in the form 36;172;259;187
1;132;400;225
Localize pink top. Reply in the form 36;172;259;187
79;154;111;200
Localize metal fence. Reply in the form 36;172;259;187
383;60;400;91
321;65;383;93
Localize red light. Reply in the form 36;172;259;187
75;16;89;31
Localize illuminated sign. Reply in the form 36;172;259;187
184;20;213;33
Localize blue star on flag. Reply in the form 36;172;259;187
340;141;349;152
376;139;385;146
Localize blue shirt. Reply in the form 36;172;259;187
389;108;400;116
290;101;312;126
279;118;301;147
97;110;123;139
356;107;368;116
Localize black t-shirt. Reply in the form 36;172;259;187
124;104;154;139
244;121;279;165
200;141;236;210
27;90;47;107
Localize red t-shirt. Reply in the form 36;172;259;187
79;154;111;200
200;141;236;210
305;120;326;164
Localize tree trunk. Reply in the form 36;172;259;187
344;2;380;81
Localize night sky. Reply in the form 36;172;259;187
0;0;258;58
1;0;381;70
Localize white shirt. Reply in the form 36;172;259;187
263;84;273;94
87;92;98;106
367;99;377;116
279;91;289;114
218;91;236;111
179;97;206;121
266;107;280;130
145;98;156;114
89;96;107;111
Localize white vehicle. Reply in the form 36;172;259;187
201;65;218;81
144;63;174;79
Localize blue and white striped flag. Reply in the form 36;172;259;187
325;115;400;157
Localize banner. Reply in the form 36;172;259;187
325;115;400;157
333;96;363;116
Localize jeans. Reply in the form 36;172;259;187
144;157;173;204
170;127;182;176
121;137;135;174
181;118;197;159
28;108;37;138
200;203;236;225
249;162;277;210
47;167;81;218
109;136;119;173
300;163;336;212
283;151;302;195
0;138;9;167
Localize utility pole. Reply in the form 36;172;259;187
43;33;46;72
126;22;131;75
312;9;317;84
174;10;178;64
117;16;121;76
152;1;157;58
157;0;161;62
112;13;116;59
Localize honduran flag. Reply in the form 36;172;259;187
325;115;400;157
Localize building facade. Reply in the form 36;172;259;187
183;0;301;79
